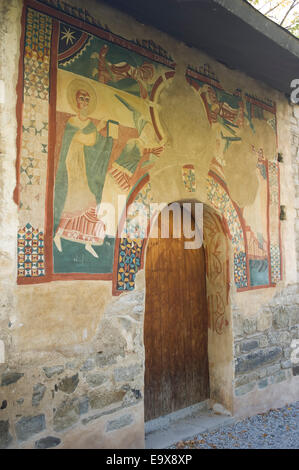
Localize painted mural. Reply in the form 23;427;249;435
186;64;281;290
16;0;281;294
16;0;175;282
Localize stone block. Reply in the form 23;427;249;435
281;360;292;369
43;365;64;378
257;310;272;331
271;306;289;329
85;373;107;388
234;382;256;397
114;364;141;383
258;335;269;348
32;383;46;407
243;318;257;335
78;396;89;415
257;378;268;389
57;374;79;394
35;436;61;449
268;330;291;346
89;389;126;410
235;347;282;375
1;372;23;386
240;339;259;353
235;372;258;387
106;413;133;432
15;415;46;442
0;420;12;449
53;399;79;432
269;370;286;384
80;358;95;371
266;364;281;376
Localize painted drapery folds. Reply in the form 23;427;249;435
16;0;281;294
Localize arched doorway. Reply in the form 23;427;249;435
144;205;209;421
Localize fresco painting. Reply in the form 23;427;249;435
52;16;174;274
16;1;281;293
185;64;277;157
186;64;280;290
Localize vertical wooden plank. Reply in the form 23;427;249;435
144;234;162;420
158;215;173;417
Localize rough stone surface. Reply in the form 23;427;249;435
258;378;268;389
43;366;64;378
1;372;24;386
81;405;123;425
15;415;46;442
106;413;134;432
269;370;287;384
266;364;281;376
89;389;126;410
85;373;107;388
80;358;95;371
78;396;89;415
122;387;142;407
281;360;292;369
0;420;12;449
235;347;282;375
243;318;257;335
234;382;256;397
32;383;46;407
114;364;141;382
240;339;259;353
53;399;79;431
272;306;290;329
34;436;61;449
57;374;79;394
268;331;291;346
96;348;125;368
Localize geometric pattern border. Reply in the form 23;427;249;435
17;223;45;277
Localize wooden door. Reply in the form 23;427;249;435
144;208;209;422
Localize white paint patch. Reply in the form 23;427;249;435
83;328;87;340
0;340;5;363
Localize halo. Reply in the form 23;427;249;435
67;78;97;115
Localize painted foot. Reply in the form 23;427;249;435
54;234;62;252
85;244;99;258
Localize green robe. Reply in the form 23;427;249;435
53;120;113;234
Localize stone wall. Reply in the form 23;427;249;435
0;284;145;448
233;285;299;402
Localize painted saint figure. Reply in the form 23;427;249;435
53;79;113;258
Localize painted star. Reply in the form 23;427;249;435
61;27;76;46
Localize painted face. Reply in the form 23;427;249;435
76;89;91;110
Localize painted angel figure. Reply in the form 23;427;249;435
108;94;164;191
91;44;155;99
53;79;113;258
